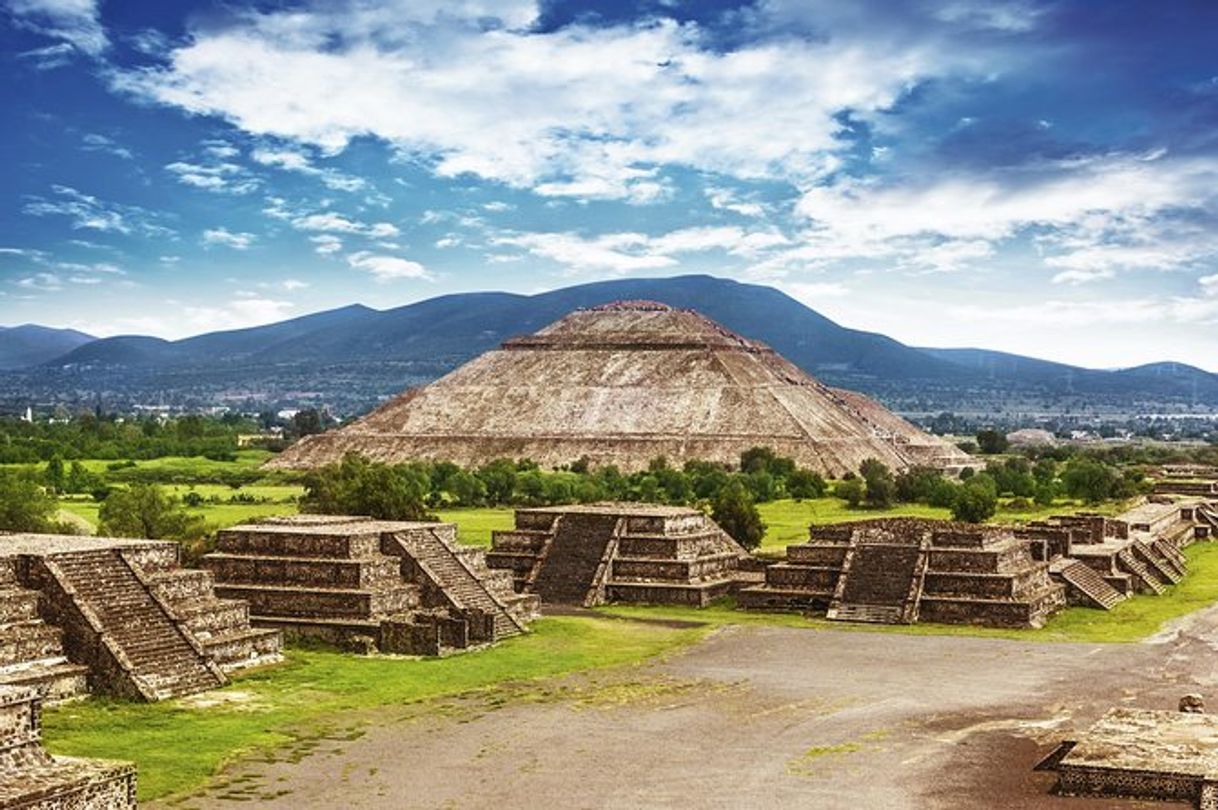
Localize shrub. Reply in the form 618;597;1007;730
712;479;766;550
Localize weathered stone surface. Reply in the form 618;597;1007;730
206;516;536;656
0;685;137;809
268;301;972;477
487;503;753;608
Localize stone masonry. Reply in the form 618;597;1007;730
739;518;1066;628
486;503;755;608
0;684;136;809
0;534;281;703
206;516;538;656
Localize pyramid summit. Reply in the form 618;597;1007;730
269;301;971;476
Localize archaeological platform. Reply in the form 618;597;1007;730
0;684;136;809
206;516;538;656
486;503;756;608
0;534;281;703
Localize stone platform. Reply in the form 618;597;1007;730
1;533;281;702
739;518;1066;628
1049;708;1218;808
0;684;136;809
486;503;755;608
207;516;538;656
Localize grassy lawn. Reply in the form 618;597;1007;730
43;615;707;802
436;507;515;547
600;541;1218;645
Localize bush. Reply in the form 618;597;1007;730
0;471;60;532
787;469;827;500
301;453;436;521
859;458;895;509
99;484;206;540
711;480;766;550
976;429;1010;455
836;477;865;507
952;480;998;523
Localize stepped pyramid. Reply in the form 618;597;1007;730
1;534;281;702
269;301;971;477
206;516;538;655
487;503;756;608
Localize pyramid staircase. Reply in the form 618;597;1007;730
487;504;751;609
1048;560;1126;610
0;685;136;809
826;539;929;625
0;561;87;703
1115;548;1167;595
386;525;528;641
37;550;226;701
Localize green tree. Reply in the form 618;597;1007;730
43;455;66;493
1061;459;1117;504
300;454;435;521
836;477;865;507
859;458;896;508
98;484;205;540
952;478;998;523
712;479;766;550
975;429;1010;455
0;471;60;532
476;459;518;505
787;469;827;500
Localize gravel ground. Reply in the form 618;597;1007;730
171;607;1218;809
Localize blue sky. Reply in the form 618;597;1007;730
2;0;1217;370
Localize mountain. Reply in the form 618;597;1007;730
0;325;94;370
5;274;1215;414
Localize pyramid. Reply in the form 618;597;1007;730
269;301;971;477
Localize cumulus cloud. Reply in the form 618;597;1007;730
202;227;256;250
309;234;343;255
346;250;430;282
111;0;989;201
250;146;367;192
291;212;399;238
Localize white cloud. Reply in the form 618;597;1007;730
6;0;107;56
202;227;256;250
309;234;343;255
291;212;399;238
705;186;765;218
22;185;171;236
346;250;430;282
250;146;367;192
166;158;259;195
112;1;985;201
15;272;63;292
81;133;133;160
493;224;789;274
180;297;294;331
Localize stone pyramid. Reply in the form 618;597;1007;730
270;300;971;477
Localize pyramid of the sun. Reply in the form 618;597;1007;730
270;301;971;477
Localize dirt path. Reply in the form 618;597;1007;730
169;606;1218;810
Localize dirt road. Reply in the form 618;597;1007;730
174;608;1218;809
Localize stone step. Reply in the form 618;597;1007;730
827;603;905;624
147;569;215;602
215;528;385;559
1116;550;1167;595
173;597;251;636
0;658;89;703
215;582;419;619
736;585;833;612
205;552;402;589
199;627;284;671
0;622;65;668
605;577;736;608
1050;560;1126;610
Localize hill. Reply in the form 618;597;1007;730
0;325;94;370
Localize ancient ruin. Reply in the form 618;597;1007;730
268;300;972;477
206;516;538;655
1047;707;1218;808
0;534;281;702
739;517;1066;627
740;500;1210;627
0;685;136;809
486;504;755;607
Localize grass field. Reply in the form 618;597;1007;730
42;616;707;802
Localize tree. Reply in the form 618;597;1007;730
476;459;518;505
975;429;1010;455
836;477;865;507
0;471;60;532
99;484;205;540
712;479;766;550
43;455;66;493
291;409;325;439
1061;459;1117;504
787;469;827;500
952;479;998;523
301;454;435;521
894;466;943;504
859;458;895;509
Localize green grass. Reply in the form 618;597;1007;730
599;542;1218;644
436;507;515;547
43;615;707;802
